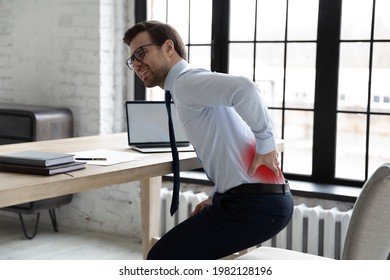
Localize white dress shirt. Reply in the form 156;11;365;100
164;60;276;195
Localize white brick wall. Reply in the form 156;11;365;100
0;0;143;241
100;0;133;134
0;0;14;102
0;0;134;136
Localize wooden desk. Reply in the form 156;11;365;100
0;133;201;258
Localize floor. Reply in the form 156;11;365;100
0;216;143;260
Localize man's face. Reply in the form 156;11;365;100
128;31;170;88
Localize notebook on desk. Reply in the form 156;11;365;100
125;101;194;153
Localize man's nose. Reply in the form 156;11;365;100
133;59;142;70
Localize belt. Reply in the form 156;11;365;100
227;181;290;195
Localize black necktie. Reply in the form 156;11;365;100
165;90;180;216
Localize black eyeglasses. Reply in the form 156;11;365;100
126;43;160;70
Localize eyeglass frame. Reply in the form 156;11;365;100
126;43;161;70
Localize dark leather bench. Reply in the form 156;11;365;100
1;195;73;239
0;104;74;239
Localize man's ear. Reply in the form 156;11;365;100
163;39;175;56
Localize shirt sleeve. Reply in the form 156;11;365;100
175;70;276;155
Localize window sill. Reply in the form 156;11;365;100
164;171;361;203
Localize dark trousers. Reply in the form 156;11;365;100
147;186;294;260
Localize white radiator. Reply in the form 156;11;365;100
160;188;352;259
160;188;209;235
262;203;352;259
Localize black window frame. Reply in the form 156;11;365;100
134;0;390;188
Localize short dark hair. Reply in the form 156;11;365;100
123;20;187;60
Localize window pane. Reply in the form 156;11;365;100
167;0;189;42
283;110;313;175
146;87;164;101
371;43;390;113
256;0;287;41
147;0;211;101
268;109;283;140
338;43;370;111
374;0;390;39
336;113;366;180
229;43;254;79
190;0;212;44
149;0;167;21
230;0;256;41
285;43;316;109
369;115;390;176
287;0;319;40
340;0;373;40
255;43;285;107
188;46;211;70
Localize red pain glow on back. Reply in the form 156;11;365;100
244;143;285;184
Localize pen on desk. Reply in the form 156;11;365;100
75;157;107;161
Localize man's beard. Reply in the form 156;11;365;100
142;69;167;88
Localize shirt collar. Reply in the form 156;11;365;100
164;59;190;92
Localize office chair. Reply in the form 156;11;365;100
238;162;390;260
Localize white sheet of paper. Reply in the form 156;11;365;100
72;149;140;166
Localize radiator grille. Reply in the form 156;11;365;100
160;188;208;235
262;203;352;259
160;188;352;259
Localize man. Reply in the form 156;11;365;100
123;21;293;260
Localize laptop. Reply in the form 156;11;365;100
125;101;194;153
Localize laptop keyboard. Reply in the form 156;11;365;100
134;143;190;149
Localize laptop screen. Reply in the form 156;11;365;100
125;101;189;146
